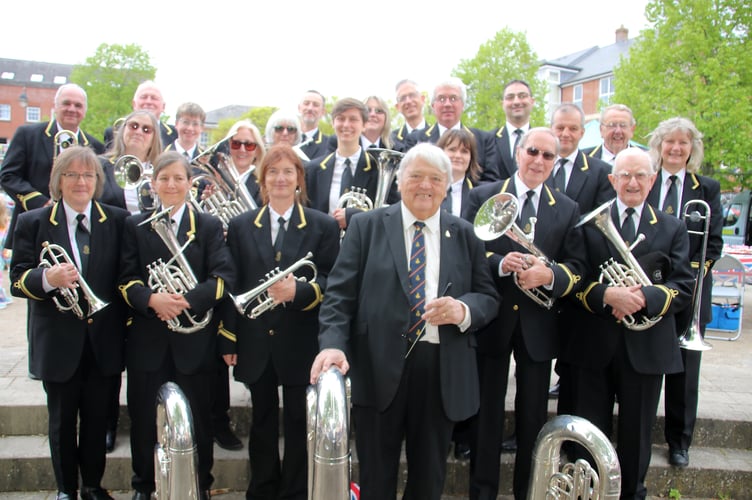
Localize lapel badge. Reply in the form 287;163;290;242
652;269;663;283
83;245;90;255
445;230;451;238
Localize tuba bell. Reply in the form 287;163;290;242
528;414;621;499
473;192;557;309
678;199;713;351
576;200;661;331
38;241;109;319
139;206;212;334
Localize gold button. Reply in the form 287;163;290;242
87;318;94;325
268;329;275;336
512;304;519;311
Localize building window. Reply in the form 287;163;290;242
573;84;583;108
26;107;41;122
1;72;14;80
0;104;10;121
548;70;560;83
53;76;67;84
600;76;615;105
30;73;44;82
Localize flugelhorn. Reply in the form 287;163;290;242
679;199;713;351
232;251;317;319
576;200;661;331
53;130;78;163
473;192;556;309
139;207;212;334
38;241;109;319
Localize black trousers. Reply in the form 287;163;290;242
354;341;454;500
43;336;116;493
212;353;232;431
664;344;702;451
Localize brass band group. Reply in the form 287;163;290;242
0;76;723;500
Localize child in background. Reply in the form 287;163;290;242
0;199;12;307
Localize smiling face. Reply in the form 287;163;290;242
551;108;584;157
298;91;325;131
263;157;299;206
660;129;692;174
398;158;448;220
600;108;635;154
431;84;464;128
123;114;155;160
132;84;166;118
54;86;87;131
229;127;259;173
60;159;97;211
502;82;534;128
364;98;387;137
442;138;471;182
333;107;365;148
516;130;557;189
395;81;425;124
609;149;656;208
153;161;191;209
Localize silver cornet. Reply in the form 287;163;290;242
473;192;556;309
232;252;318;319
38;241;109;319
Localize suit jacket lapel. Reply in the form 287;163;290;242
383;205;409;296
47;203;76;262
565;153;589;200
252;206;277;270
280;203;308;268
438;214;456;294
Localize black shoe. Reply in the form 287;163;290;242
501;435;517;453
56;493;75;500
105;429;116;453
81;486;115;500
214;425;242;450
454;442;471;460
669;448;689;467
548;382;560;399
131;492;152;500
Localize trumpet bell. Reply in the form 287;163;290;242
473;192;519;241
679;323;712;351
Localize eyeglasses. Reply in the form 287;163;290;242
230;140;258;152
274;125;297;133
435;95;461;104
603;122;631;130
397;92;419;103
614;171;651;182
504;92;531;101
126;122;153;134
368;107;386;115
525;147;556;161
61;172;97;182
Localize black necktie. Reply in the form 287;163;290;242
512;129;523;154
663;175;679;216
407;221;426;343
518;190;536;234
553;158;567;192
274;216;286;263
301;134;307;143
444;187;453;214
340;158;353;196
75;213;90;275
621;207;636;244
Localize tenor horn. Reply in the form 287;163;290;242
38;241;109;319
528;415;621;499
678;200;713;351
369;147;403;208
473;192;556;309
231;252;317;319
306;367;351;500
139;207;212;333
113;154;156;212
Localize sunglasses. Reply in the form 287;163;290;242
274;125;297;133
230;140;258;152
126;122;153;135
525;147;556;161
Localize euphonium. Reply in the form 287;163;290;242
231;252;317;319
113;154;156;212
528;415;621;499
306;367;351;500
155;381;200;500
139;206;212;334
53;130;78;162
576;200;661;331
473;192;556;309
679;199;713;351
38;241;109;319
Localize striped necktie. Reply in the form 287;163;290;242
407;221;426;343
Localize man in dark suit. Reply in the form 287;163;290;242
465;128;586;500
403;77;498;183
297;90;330;160
562;147;694;499
487;80;536;180
103;80;176;150
1;83;105;250
10;146;128;500
310;143;499;500
391;79;429;152
582;103;643;165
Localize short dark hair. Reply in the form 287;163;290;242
331;98;368;124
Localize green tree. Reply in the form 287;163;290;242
70;43;156;142
453;28;548;130
211;107;279;145
613;0;752;189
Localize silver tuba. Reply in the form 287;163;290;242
473;192;556;309
528;414;621;499
155;381;201;500
576;200;661;331
306;367;351;500
679;199;713;351
38;241;109;319
139;206;212;333
231;252;317;319
53;129;78;163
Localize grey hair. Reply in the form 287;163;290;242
397;142;452;190
431;77;467;104
647;116;704;174
264;109;303;145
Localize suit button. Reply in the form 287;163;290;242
268;329;275;336
87;318;93;325
513;304;519;311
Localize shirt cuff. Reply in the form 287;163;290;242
457;301;472;332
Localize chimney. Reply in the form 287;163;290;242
615;25;629;43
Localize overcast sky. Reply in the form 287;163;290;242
3;0;651;118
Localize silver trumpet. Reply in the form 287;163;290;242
576;200;661;331
139;207;212;334
232;252;317;319
155;381;201;500
679;199;713;351
38;241;109;319
528;415;621;499
113;154;156;212
53;129;78;163
473;192;556;309
306;367;351;500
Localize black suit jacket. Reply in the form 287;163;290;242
299;130;330;160
118;206;234;374
563;202;693;374
318;204;499;421
489;126;520;180
582;142;648;162
1;120;105;248
10;201;128;382
390;123;428;153
465;179;587;360
545;151;615;213
104;120;175;151
441;177;474;220
219;203;340;386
